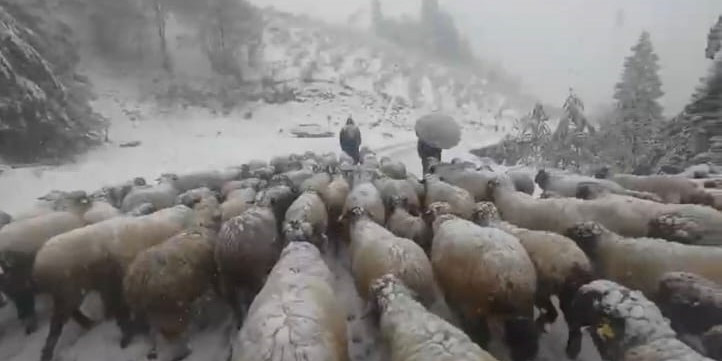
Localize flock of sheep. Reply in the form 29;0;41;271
0;146;721;361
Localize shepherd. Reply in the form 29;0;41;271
415;112;461;174
340;116;362;164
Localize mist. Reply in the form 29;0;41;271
255;0;720;116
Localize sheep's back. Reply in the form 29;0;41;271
0;211;86;255
432;219;536;315
344;183;385;224
235;243;347;361
320;176;350;217
124;228;215;312
425;181;475;219
216;207;280;284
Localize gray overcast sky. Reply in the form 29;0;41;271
256;0;721;116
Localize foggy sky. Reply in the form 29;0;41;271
255;0;721;116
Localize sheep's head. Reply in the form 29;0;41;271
132;177;147;186
57;191;92;214
283;220;314;244
270;174;293;188
565;221;604;258
576;184;594;200
485;178;504;201
472;202;500;226
369;274;418;314
157;173;179;185
389;195;408;210
128;203;156;217
346;207;368;221
655;272;711;310
648;213;700;245
534;169;550;189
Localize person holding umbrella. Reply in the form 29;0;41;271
340;116;362;164
415;112;461;174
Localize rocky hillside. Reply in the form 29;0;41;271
0;2;106;164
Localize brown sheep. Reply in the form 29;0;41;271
471;202;594;346
319;172;350;232
379;157;407;179
215;204;283;328
341;171;385;225
386;196;432;253
220;188;257;222
347;207;436;308
231;241;348;361
430;212;539;361
33;205;207;361
124;227;217;361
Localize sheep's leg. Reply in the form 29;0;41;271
534;294;558;331
219;277;243;329
504;317;540;361
10;288;38;334
99;280;136;348
71;309;95;329
461;315;491;349
147;327;159;360
559;285;583;359
41;297;73;361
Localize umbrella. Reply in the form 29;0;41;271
415;113;461;149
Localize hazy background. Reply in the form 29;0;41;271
254;0;721;116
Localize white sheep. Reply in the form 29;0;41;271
369;274;499;361
341;172;385;225
565;221;722;299
232;241;348;361
33;205;205;361
609;173;714;205
346;207;436;308
220;188;257;222
655;272;722;342
471;202;594;341
320;172;350;233
422;174;475;219
121;174;180;213
0;192;92;334
430;212;539;361
536;169;662;202
566;279;712;361
283;190;329;251
375;176;422;215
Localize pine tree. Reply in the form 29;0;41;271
612;31;664;170
550;89;595;169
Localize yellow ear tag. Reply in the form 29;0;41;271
596;319;615;341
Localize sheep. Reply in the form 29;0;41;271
231;241;348;361
121;174;180;213
282;190;329;251
536;169;662;202
386;196;432;253
379;157;407;179
606;173;714;205
422;174;475;219
703;325;722;361
471;201;594;339
655;272;722;340
341;171;385;225
254;184;298;232
431;165;498;202
319;172;350;231
12;190;92;221
0;192;92;335
220;178;265;198
220;188;257;222
565;221;722;300
280;166;316;190
270;154;302;173
374;176;421;216
215;204;283;328
123;226;217;361
565;279;711;361
369;274;500;361
33;205;207;361
84;190;123;224
429;212;539;361
346;207;436;308
92;177;147;209
489;179;713;241
300;169;332;193
406;174;425;203
163;169;240;193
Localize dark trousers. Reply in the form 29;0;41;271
342;144;360;164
